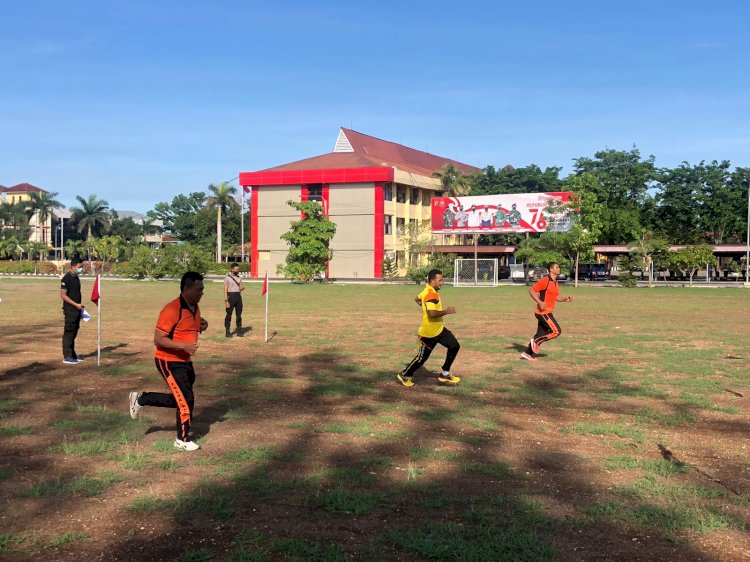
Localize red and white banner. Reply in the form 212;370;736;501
430;192;575;234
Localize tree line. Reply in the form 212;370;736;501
434;148;749;286
0;182;247;272
437;148;749;246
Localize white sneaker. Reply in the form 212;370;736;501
174;439;200;451
129;391;142;419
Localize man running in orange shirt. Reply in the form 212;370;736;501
129;272;208;451
397;269;461;386
521;262;572;361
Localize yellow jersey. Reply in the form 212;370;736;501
417;285;444;338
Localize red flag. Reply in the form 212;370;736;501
91;274;100;305
261;271;268;296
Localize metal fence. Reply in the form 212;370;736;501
454;258;498;287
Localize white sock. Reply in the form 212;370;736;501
442;371;450;377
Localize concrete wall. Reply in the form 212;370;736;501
257;186;300;278
328;183;374;278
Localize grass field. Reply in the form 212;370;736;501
0;277;748;561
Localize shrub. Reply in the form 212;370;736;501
619;272;637;288
40;261;59;274
406;253;456;284
382;256;398;280
0;260;37;274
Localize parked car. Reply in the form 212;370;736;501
577;262;609;281
529;267;567;283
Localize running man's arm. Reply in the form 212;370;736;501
556;295;572;302
528;287;546;311
427;306;456;318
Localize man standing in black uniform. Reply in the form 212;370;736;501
60;257;85;364
223;262;245;337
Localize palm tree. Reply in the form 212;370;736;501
432;164;472;197
70;195;110;260
25;191;63;245
0;236;20;259
207;182;238;262
0;201;32;240
70;195;110;240
64;239;84;259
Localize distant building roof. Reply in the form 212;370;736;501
260;128;480;178
2;183;48;194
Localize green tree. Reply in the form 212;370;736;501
573;147;659;243
543;172;603;286
514;237;567;283
277;200;337;282
109;217;143;243
64;239;85;259
400;220;432;268
433;164;472;196
207;181;238;262
27;241;48;272
160;243;212;277
0;236;20;259
381;256;398;280
670;244;716;287
627;230;670;288
0;201;32;241
25;191;63;245
406;252;456;284
148;192;206;242
27;240;48;261
70;195;111;245
701;162;748;244
89;235;125;272
128;246;164;279
656;162;704;243
471;164;564;196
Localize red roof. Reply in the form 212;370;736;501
260;128;480;177
2;183;48;194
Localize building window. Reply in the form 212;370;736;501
409;188;419;205
384;215;392;235
396;185;406;203
422;191;432;206
308;184;323;202
396;217;405;235
384;183;392;201
396;251;405;268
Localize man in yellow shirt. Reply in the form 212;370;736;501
397;269;461;387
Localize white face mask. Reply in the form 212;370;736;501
76;267;83;274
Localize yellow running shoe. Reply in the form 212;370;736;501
438;374;461;385
397;373;415;387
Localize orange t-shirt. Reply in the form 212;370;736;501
532;275;559;314
154;296;201;362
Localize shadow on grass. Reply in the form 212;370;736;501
1;346;743;561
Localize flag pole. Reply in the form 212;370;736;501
266;270;270;343
97;273;101;366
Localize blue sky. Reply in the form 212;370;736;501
1;1;749;213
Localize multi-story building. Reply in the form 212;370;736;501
0;183;53;244
240;129;478;279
